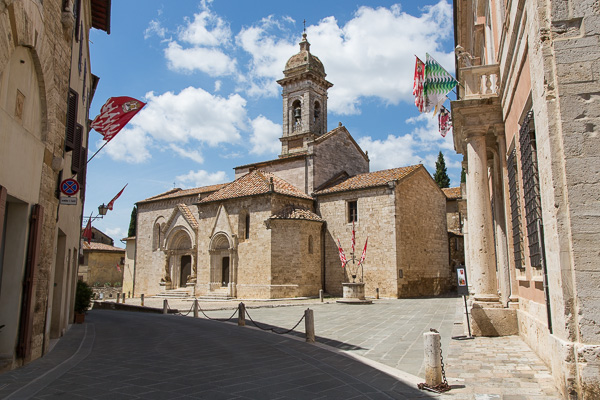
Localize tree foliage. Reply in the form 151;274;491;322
434;151;451;188
128;206;137;237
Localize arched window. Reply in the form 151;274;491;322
308;235;314;254
153;223;161;251
245;213;250;239
292;100;301;131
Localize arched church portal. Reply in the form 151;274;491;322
165;229;195;289
209;233;236;296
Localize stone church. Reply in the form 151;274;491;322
132;33;451;299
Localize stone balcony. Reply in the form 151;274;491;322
451;63;503;155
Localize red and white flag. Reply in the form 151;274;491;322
351;221;356;254
413;56;426;113
438;106;452;137
107;184;127;211
337;239;347;268
359;237;368;265
116;262;122;273
82;215;92;243
90;97;146;142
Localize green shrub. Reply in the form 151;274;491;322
74;280;93;314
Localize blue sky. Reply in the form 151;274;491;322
84;0;459;245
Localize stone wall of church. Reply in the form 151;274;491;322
318;187;399;298
135;196;198;296
270;219;322;298
234;157;308;193
395;168;451;296
313;129;369;191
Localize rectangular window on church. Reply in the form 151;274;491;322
347;200;358;223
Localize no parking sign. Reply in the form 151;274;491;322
60;178;80;196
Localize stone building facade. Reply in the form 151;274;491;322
132;33;451;301
0;0;110;371
78;227;125;293
452;0;600;397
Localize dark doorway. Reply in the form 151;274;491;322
221;256;230;287
180;255;191;288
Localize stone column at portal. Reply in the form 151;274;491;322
465;132;498;301
491;149;510;306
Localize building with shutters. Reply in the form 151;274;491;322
132;33;453;301
451;0;600;396
0;0;110;372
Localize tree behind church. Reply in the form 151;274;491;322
434;151;451;188
128;206;137;237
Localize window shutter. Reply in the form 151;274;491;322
65;89;78;151
74;0;81;41
71;123;83;174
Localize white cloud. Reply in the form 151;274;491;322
98;126;152;164
138;87;246;146
105;227;126;244
168;144;204;163
178;10;232;47
165;41;237;76
249;115;281;155
214;80;222;92
176;169;229;188
358;134;420;171
144;19;166;39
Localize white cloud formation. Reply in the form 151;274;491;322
165;41;237;76
168;144;204;163
99;126;152;164
249;115;281;155
176;169;229;188
144;19;166;39
178;9;232;47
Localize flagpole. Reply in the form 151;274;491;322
86;139;110;164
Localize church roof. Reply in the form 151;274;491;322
442;187;462;199
270;205;323;222
138;184;227;204
314;164;423;195
284;33;326;77
199;170;312;204
82;242;125;252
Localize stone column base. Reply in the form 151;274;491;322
470;301;518;336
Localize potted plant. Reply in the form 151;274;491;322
74;280;93;323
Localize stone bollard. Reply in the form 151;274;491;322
122;293;126;304
376;288;379;299
193;299;199;318
238;302;246;326
305;308;315;343
319;289;323;302
116;293;120;303
163;299;168;315
424;331;442;386
128;291;131;298
141;294;145;307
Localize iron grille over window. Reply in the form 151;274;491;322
507;148;524;269
519;111;544;268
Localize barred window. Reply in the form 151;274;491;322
519;111;544;268
507;147;524;269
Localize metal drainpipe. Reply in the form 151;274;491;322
321;221;327;293
538;219;552;334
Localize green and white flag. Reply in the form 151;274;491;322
424;53;457;115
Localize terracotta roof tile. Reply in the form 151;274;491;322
83;242;125;252
139;183;227;204
442;187;462;199
199;170;312;203
270;206;323;222
315;165;422;195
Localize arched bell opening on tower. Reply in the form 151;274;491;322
314;101;321;134
292;100;302;132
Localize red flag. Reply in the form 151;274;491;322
107;184;127;211
413;56;425;113
116;262;122;273
351;221;356;254
337;239;347;268
359;237;368;265
438;106;452;137
83;215;92;243
91;97;146;142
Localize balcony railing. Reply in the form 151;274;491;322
459;64;500;100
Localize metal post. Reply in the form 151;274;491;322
238;302;246;326
116;293;120;303
141;294;144;307
122;293;126;304
319;289;323;302
305;308;315;343
162;299;168;314
193;299;199;318
424;331;442;386
376;288;379;299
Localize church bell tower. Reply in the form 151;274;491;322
277;33;333;156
